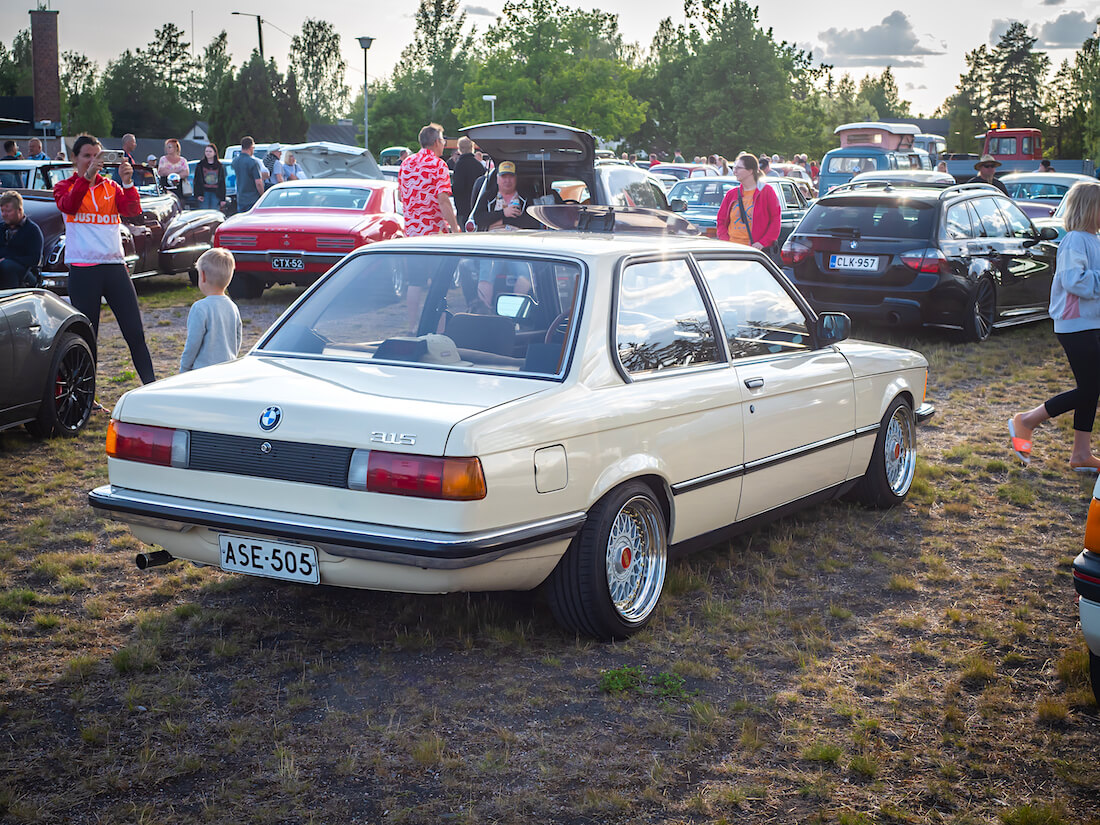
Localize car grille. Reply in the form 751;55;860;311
188;432;353;488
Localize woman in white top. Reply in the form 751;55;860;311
158;138;189;193
1010;181;1100;472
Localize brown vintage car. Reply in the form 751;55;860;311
2;160;224;292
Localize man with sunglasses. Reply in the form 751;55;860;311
967;154;1008;194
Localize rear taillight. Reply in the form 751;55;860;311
900;248;947;273
348;450;486;500
106;420;189;467
781;238;812;266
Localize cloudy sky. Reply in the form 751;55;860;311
5;0;1099;120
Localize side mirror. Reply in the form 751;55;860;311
495;293;534;320
816;312;851;346
669;198;687;213
1038;225;1059;241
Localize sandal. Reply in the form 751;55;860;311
1007;418;1031;465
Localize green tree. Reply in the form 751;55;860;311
197;32;233;123
60;51;111;136
1044;59;1083;158
453;0;646;141
1069;27;1100;161
938;45;997;153
207;52;308;148
990;22;1049;126
356;0;476;150
289;19;349;122
102;49;192;137
0;29;33;97
858;67;910;118
623;0;812;159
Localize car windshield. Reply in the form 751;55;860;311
828;156;879;175
668;180;736;209
259;251;584;378
798;198;935;239
1006;181;1069;200
257;186;375;210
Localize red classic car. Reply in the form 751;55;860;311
6;160;224;292
214;178;404;299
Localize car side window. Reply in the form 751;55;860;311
997;198;1036;239
778;182;800;209
616;258;721;375
943;203;974;240
971;197;1010;238
695;257;811;359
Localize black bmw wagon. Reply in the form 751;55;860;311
781;182;1060;342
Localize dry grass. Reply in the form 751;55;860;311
0;278;1098;824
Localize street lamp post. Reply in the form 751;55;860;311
231;12;264;59
482;94;496;122
358;37;375;152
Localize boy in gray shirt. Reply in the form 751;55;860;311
180;248;242;372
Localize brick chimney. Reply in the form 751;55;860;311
29;9;61;126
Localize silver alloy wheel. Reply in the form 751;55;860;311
971;278;995;341
604;495;667;623
883;403;917;497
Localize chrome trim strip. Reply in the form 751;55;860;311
88;485;585;569
671;426;880;496
228;250;346;263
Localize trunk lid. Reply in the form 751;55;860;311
116;355;548;456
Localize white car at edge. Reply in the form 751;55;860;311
90;211;934;640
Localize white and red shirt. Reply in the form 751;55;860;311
398;148;452;237
54;173;141;264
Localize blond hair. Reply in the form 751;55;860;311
1063;181;1100;233
197;248;235;290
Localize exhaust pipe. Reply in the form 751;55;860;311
135;550;175;570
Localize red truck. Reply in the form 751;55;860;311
944;124;1096;182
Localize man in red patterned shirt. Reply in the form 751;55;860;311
398;123;460;329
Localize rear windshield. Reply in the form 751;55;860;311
260;251;583;378
798;199;935;239
827;156;879;175
257;186;376;210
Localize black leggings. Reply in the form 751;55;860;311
1045;329;1100;432
68;263;156;385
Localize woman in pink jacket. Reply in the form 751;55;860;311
716;152;780;256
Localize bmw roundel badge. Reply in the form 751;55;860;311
259;406;282;431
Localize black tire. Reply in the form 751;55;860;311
25;333;96;439
961;276;996;343
547;482;668;641
188;267;198;288
850;396;916;509
227;272;264;300
1090;650;1100;707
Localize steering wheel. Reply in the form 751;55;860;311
545;312;570;345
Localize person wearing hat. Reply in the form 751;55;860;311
261;144;282;189
471;159;540;308
968;154;1007;194
472;161;541;232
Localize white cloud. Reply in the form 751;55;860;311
462;4;498;16
816;10;943;67
1035;9;1097;47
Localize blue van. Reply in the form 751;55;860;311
818;122;933;195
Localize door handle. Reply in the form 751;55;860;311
744;377;764;389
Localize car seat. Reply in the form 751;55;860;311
445;313;516;356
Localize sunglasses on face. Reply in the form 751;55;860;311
981;164;997;169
